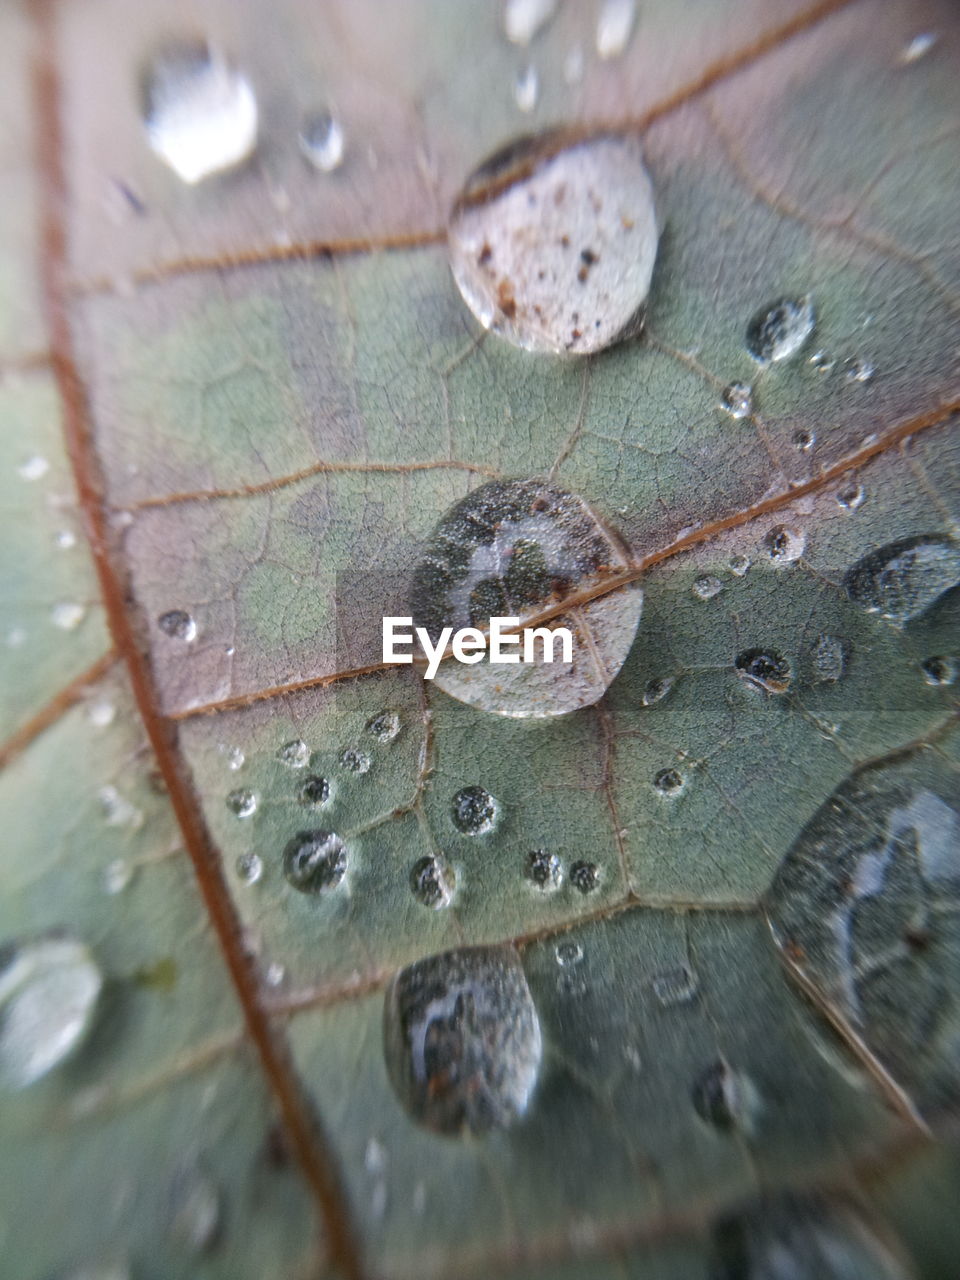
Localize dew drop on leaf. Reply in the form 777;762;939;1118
843;357;874;384
502;0;557;46
168;1160;222;1255
843;535;960;625
745;297;815;364
692;574;723;600
339;748;371;774
735;648;792;694
793;428;816;450
0;935;102;1089
410;479;642;718
104;858;134;895
595;0;637;59
277;738;310;769
282;830;347;895
764;524;806;563
555;941;583;966
812;634;848;684
451;785;499;835
235;852;263;886
921;655;956;687
651;964;698;1007
52;602;87;631
141;42;257;184
691;1057;759;1134
382;945;542;1136
525;848;562;890
653;767;684;796
298;111;345;172
899;31;939;65
157;609;197;642
513;64;540;113
836;480;865;510
569;860;600;894
225;787;257;818
728;554;751;577
448;132;658;354
366;710;401;743
218;743;244;771
298;774;331;807
642;675;675;705
410;855;455;909
720;381;753;419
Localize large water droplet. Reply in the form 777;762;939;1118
653;767;684;796
764;524;805;564
843;535;960;625
502;0;557;45
410;479;642;718
141;43;258;184
921;655;956;687
735;648;791;694
569;860;600;894
0;935;102;1089
158;609;197;642
448;132;658;355
692;574;723;600
410;855;455;909
283;830;347;894
745;297;815;364
298;774;331;807
595;0;637;59
277;738;310;769
451;785;499;835
382;945;542;1136
525;848;562;890
298;111;345;172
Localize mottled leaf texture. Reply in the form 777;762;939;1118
2;1;959;1278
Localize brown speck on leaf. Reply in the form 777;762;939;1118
621;214;635;230
497;278;517;319
571;328;582;340
577;266;588;283
477;242;493;266
560;234;571;248
581;248;598;265
553;184;567;206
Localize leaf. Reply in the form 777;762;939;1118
2;1;959;1277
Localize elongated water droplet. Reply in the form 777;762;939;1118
0;935;102;1089
142;43;257;184
298;111;345;172
899;32;938;64
745;297;814;364
410;856;455;909
921;655;956;687
158;609;197;642
692;1058;760;1134
525;848;562;889
843;357;874;384
595;0;636;59
692;574;723;600
812;634;848;683
411;479;642;718
843;535;960;625
283;830;347;894
513;64;539;113
366;710;401;743
503;0;557;45
383;945;542;1135
642;675;675;705
448;132;658;355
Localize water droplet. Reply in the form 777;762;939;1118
451;785;499;835
410;855;455;909
366;710;401;743
142;43;257;184
298;111;345;172
277;738;310;769
728;554;751;577
55;528;77;549
921;655;956;687
264;960;286;987
282;830;347;894
899;32;938;64
218;743;244;771
745;297;815;364
98;785;143;829
720;381;753;419
692;574;723;600
0;934;103;1089
555;941;583;966
735;648;792;694
169;1161;221;1255
18;454;49;481
836;480;865;510
595;0;636;58
525;848;562;889
569;860;600;894
411;479;642;717
793;428;816;450
298;774;331;807
651;964;698;1007
843;357;874;384
812;634;848;683
225;787;257;818
104;858;134;895
339;748;371;774
808;350;834;374
692;1058;760;1133
235;852;263;885
503;0;557;45
764;524;806;563
653;767;684;796
382;945;542;1135
87;698;116;728
843;535;960;625
642;675;675;705
513;64;539;113
157;609;197;642
52;602;86;631
448;133;658;355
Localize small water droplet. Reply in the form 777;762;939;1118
157;609;197;642
844;535;960;625
692;1058;759;1133
142;42;257;184
720;381;753;419
104;858;134;895
264;960;286;987
513;64;540;113
503;0;557;45
282;830;347;894
569;860;600;894
52;602;86;631
87;699;116;728
366;710;401;743
298;111;345;172
764;524;806;563
298;774;331;807
339;748;371;774
225;787;257;818
735;648;791;694
595;0;636;59
921;655;957;687
555;941;583;966
728;554;751;577
55;528;77;549
651;964;698;1007
410;855;455;909
563;45;585;85
525;848;562;889
277;738;310;769
6;626;26;649
836;480;865;510
169;1161;221;1255
235;852;263;885
745;297;814;364
452;786;500;835
843;357;874;384
899;32;938;64
692;574;723;600
793;428;816;450
448;133;658;355
18;454;49;481
382;945;542;1135
98;785;143;829
653;767;684;796
217;743;244;771
0;934;103;1089
642;675;675;705
808;350;834;375
812;634;848;683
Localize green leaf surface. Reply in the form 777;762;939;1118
2;1;959;1278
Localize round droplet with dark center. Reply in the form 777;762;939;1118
842;535;960;625
921;655;956;687
410;478;642;718
451;786;499;835
410;856;455;909
642;675;674;705
225;787;257;818
282;830;347;895
720;382;752;418
735;649;791;694
382;945;542;1136
764;524;805;563
298;775;331;807
525;848;562;889
157;609;196;641
745;297;814;364
448;130;658;355
793;428;815;450
836;481;865;510
691;1057;758;1133
569;860;599;893
654;767;684;796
